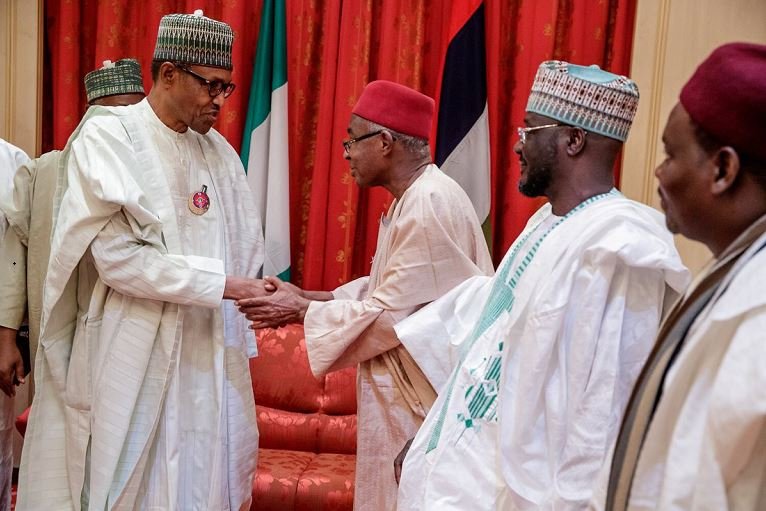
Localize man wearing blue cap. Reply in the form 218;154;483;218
394;61;689;509
17;11;266;511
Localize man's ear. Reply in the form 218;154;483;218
711;146;741;195
564;127;587;156
379;129;396;155
159;62;177;87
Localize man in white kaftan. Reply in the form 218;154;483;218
602;42;766;511
396;61;690;510
238;80;494;511
17;12;266;510
397;194;688;510
0;138;29;511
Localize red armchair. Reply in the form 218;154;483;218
251;325;357;510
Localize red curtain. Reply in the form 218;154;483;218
43;0;264;152
44;0;636;291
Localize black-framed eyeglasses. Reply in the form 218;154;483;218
176;64;236;99
342;130;384;152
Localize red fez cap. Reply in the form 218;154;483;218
680;42;766;161
352;80;435;139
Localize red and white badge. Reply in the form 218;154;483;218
188;184;210;215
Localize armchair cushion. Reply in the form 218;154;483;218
254;448;355;511
251;325;357;510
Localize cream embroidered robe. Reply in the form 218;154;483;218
304;165;494;511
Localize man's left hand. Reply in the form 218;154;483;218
394;437;414;485
237;276;310;329
0;327;24;397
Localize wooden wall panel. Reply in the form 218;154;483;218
621;0;766;274
0;0;42;156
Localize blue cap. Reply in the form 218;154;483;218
526;61;639;142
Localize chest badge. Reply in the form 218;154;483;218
188;185;210;215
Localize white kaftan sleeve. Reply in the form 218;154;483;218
0;139;30;240
395;274;492;391
304;299;408;376
89;210;225;308
0;147;32;329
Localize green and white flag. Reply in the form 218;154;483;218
241;0;290;280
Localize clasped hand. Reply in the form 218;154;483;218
236;276;310;330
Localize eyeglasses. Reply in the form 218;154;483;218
342;130;384;152
516;124;561;144
176;64;236;98
517;124;588;144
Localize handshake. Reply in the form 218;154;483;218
223;276;312;330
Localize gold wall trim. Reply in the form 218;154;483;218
8;0;17;141
1;0;12;137
0;0;42;156
640;0;671;205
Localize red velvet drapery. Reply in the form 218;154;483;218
43;0;636;290
43;0;265;154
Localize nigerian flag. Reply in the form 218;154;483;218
241;0;290;280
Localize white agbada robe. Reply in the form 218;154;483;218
17;100;264;511
0;138;30;511
304;165;494;511
623;228;766;511
396;192;690;510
